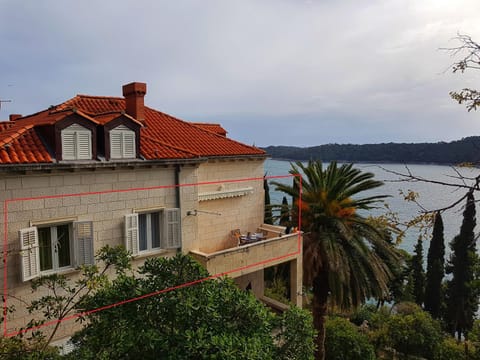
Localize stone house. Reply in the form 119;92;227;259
0;82;302;340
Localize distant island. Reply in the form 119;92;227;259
262;136;480;164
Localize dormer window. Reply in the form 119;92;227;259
61;124;92;160
110;125;136;159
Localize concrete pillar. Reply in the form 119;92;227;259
290;257;303;308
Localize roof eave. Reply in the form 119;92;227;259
0;158;206;173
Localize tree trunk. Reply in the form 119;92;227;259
312;272;329;360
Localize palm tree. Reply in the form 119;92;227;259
273;160;400;360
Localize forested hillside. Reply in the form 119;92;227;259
262;136;480;164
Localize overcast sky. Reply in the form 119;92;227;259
1;1;480;147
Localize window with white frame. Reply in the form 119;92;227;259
110;125;136;159
61;124;92;160
125;208;181;256
20;221;94;281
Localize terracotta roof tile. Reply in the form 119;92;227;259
191;123;227;136
0;89;265;165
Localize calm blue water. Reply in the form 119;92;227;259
265;159;480;255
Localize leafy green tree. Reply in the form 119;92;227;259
325;317;375;360
69;254;314;360
425;212;445;319
384;307;442;359
273;160;400;360
410;238;426;306
445;191;480;340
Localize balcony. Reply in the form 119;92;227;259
189;224;302;278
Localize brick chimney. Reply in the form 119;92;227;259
9;114;22;121
122;82;147;121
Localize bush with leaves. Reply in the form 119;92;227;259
67;253;314;360
325;317;375;360
434;337;470;360
383;306;442;359
0;335;60;360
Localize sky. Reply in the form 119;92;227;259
1;0;480;147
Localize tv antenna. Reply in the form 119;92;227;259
0;99;12;110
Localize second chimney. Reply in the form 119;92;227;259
9;114;22;121
122;82;147;121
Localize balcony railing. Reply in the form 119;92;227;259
190;225;301;277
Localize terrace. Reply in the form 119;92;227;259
189;224;301;279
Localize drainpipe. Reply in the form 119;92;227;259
175;164;181;253
175;164;181;208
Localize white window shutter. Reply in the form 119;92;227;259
61;132;76;160
74;221;94;266
123;132;135;158
110;132;122;159
76;131;92;160
164;208;181;249
111;126;135;159
61;124;92;160
19;227;40;281
125;214;139;255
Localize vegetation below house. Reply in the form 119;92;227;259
0;250;315;360
262;136;480;164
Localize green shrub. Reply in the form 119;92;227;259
274;306;316;360
434;337;468;360
385;309;441;359
325;317;376;360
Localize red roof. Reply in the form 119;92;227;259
0;90;265;164
192;123;227;137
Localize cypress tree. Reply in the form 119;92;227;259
264;175;273;224
424;212;445;318
411;238;425;306
445;191;479;340
279;196;290;227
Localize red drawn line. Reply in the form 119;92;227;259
3;173;302;337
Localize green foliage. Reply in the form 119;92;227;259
264;175;273;224
262;136;480;164
273;160;401;360
264;276;290;305
279;196;290;227
0;336;60;360
384;307;442;359
68;254;314;359
425;212;445;319
325;317;375;360
445;191;480;339
24;245;132;344
410;238;426;306
274;306;316;360
434;337;469;360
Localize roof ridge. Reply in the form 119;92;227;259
76;94;124;100
142;134;200;157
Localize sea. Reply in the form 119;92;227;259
265;159;480;255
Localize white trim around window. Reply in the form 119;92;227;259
19;221;94;282
124;208;181;256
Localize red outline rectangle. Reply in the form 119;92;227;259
2;174;302;337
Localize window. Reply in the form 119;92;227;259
110;125;136;159
20;221;94;281
61;124;92;160
125;208;181;256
